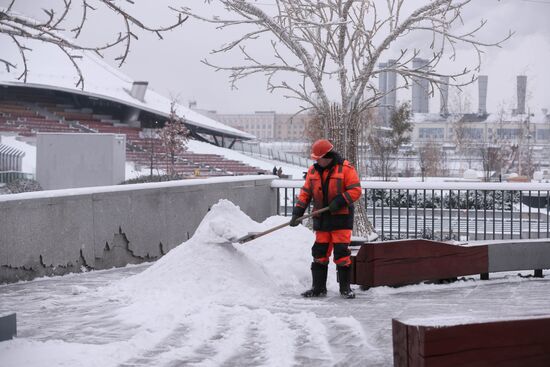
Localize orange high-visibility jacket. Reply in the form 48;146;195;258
294;157;362;231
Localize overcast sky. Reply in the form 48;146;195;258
5;0;550;115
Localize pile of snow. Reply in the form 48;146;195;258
104;199;318;325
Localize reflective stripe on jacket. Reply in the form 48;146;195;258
294;157;361;231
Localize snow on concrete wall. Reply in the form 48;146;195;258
0;176;276;283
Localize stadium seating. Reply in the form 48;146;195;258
0;91;267;177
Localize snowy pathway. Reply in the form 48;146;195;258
2;201;550;366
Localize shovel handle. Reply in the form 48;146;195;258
241;207;330;243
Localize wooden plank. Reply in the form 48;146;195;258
393;317;550;367
353;245;375;286
392;319;409;367
353;239;488;287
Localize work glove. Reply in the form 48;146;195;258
328;195;347;213
290;207;306;227
289;214;302;227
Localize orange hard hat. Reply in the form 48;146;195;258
311;139;333;160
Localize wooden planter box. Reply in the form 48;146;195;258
351;239;488;287
393;316;550;366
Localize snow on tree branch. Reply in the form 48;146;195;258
180;1;511;117
0;0;188;88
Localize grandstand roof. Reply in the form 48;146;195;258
0;38;255;140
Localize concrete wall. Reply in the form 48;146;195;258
0;176;277;283
36;133;126;190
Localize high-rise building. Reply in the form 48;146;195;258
377;59;397;123
478;75;488;115
516;75;527;116
412;58;430;114
439;76;449;115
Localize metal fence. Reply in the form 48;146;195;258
0;144;25;171
230;141;312;167
0;171;34;184
272;180;550;241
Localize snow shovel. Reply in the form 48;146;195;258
234;207;330;244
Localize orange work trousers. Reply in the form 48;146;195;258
312;229;352;266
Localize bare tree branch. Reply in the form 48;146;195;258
1;0;188;88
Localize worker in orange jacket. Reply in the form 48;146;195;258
290;139;362;299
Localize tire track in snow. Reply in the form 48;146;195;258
323;316;385;366
117;306;224;367
118;324;191;367
284;312;334;366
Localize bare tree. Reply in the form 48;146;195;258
179;0;511;236
450;89;473;172
479;144;503;182
418;140;445;181
159;102;190;176
368;103;412;181
179;1;510;165
303;112;324;155
517;114;536;178
0;1;187;88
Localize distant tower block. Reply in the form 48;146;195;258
478;75;488;115
516;75;527;115
386;59;397;112
439;76;450;115
412;58;430;113
377;60;397;124
378;62;388;109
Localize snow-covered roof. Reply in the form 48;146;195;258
0;39;255;140
410;113;450;123
485;110;550;124
411;111;550;124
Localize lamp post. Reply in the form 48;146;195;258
150;120;158;177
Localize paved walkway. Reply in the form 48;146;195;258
1;266;550;366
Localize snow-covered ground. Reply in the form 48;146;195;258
187;140;307;179
1;200;549;366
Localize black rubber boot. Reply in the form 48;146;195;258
337;265;355;299
301;262;328;297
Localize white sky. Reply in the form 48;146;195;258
2;0;550;114
113;0;550;115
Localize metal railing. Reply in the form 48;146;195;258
0;171;34;184
272;180;550;241
230;141;312;167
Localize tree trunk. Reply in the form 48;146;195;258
323;103;376;240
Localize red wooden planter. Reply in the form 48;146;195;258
393;317;550;366
351;239;488;287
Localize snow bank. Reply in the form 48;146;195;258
105;200;319;324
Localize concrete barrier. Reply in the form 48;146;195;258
0;176;277;283
0;313;16;342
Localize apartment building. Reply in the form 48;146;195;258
191;105;310;141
